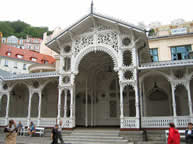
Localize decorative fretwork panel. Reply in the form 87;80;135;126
97;32;118;52
123;50;132;66
121;117;138;128
74;35;94;56
63;118;73;128
176;116;191;128
141;117;173;128
96;24;112;31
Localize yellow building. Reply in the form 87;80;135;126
148;20;193;62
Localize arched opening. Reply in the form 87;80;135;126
0;95;7;117
9;83;29;117
31;93;39;117
175;84;189;116
75;51;120;127
142;73;172;116
123;85;136;117
41;81;58;117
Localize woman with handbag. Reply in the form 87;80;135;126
4;120;17;144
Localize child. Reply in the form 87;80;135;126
51;124;59;144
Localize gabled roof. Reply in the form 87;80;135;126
46;12;146;47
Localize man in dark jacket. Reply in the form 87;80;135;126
185;123;193;144
51;124;59;144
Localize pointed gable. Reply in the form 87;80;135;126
46;12;147;53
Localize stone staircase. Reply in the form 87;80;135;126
62;128;129;144
45;128;186;144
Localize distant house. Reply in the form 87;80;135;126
2;35;42;53
0;44;55;74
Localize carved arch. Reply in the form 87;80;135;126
139;70;171;83
73;46;119;74
41;79;58;90
10;81;29;91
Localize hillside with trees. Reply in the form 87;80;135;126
0;20;52;38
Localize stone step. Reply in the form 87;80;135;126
72;130;119;133
63;139;128;144
135;141;166;144
62;129;128;144
62;142;129;144
71;132;119;137
63;135;123;140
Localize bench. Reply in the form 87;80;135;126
22;127;45;137
34;127;45;137
165;130;185;143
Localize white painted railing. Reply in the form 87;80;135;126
1;116;192;128
0;118;6;126
39;118;57;127
3;72;59;81
176;116;192;128
121;117;139;128
142;117;173;128
63;118;73;128
8;118;28;126
139;59;193;70
142;116;193;128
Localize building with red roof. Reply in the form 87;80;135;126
0;44;55;74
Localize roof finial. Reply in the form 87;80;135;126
91;0;94;14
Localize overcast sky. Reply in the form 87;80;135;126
0;0;192;30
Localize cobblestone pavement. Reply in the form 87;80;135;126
0;134;53;144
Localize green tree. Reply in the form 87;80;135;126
0;21;14;37
0;20;52;39
11;20;30;33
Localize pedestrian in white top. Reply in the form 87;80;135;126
58;120;64;144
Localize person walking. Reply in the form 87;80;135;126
58;120;64;144
185;123;193;144
4;120;17;144
168;123;180;144
51;124;59;144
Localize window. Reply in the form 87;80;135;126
4;60;8;67
7;52;11;56
17;54;23;59
31;57;37;62
42;60;48;64
23;64;26;70
171;45;192;60
14;62;17;69
150;48;159;62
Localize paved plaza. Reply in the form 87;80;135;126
0;134;53;144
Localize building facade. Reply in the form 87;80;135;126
148;20;193;62
2;35;42;53
0;12;193;130
39;27;62;57
0;44;55;74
